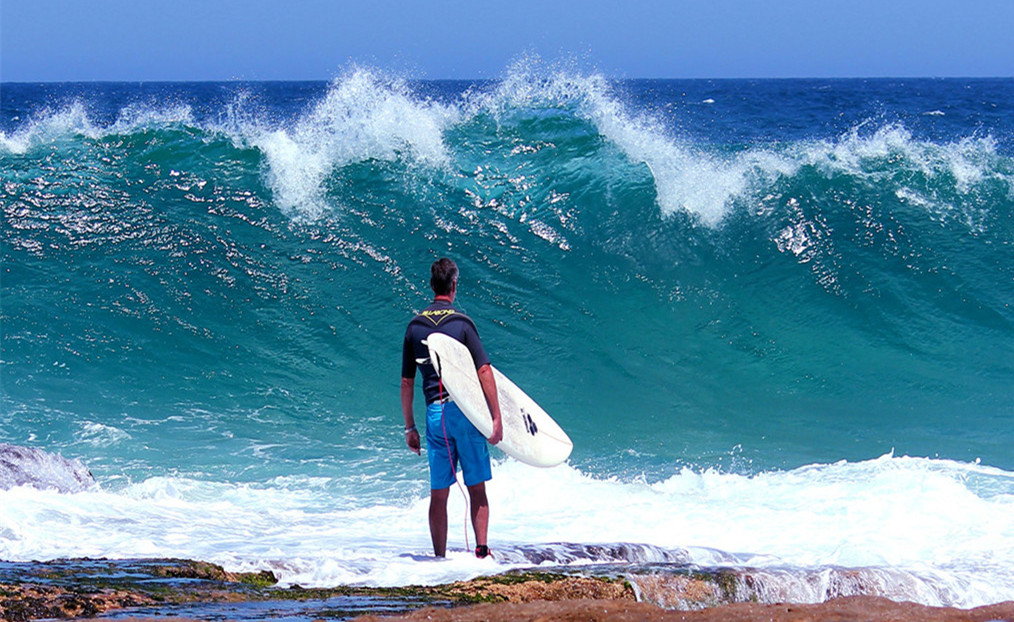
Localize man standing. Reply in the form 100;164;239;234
401;258;503;558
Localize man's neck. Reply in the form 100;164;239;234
434;295;453;304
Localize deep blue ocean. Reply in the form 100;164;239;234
2;66;1013;606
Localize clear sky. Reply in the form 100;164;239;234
2;0;1013;82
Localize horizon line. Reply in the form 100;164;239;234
3;75;1013;85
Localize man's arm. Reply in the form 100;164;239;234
401;377;420;454
477;364;503;445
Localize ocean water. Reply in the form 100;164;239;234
2;65;1013;607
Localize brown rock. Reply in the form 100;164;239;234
436;574;635;604
0;583;156;620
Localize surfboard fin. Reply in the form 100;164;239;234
419;339;441;375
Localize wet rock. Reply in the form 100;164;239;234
151;560;278;587
428;571;635;604
0;583;155;620
0;444;96;493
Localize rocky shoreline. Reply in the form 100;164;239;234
0;558;1012;622
0;558;632;621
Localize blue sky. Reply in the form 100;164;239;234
3;0;1013;81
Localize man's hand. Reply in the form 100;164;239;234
401;377;420;455
476;364;503;446
406;428;421;455
489;417;503;445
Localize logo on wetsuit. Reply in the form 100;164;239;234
418;308;459;326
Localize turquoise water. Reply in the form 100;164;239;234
2;68;1013;603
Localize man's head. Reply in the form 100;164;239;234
430;258;458;297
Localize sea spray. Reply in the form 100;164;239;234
249;68;459;219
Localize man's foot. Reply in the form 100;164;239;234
474;545;492;559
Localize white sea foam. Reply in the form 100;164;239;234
0;101;102;154
0;454;1012;606
0;100;197;155
470;62;1014;230
787;124;1009;233
244;68;459;220
473;60;798;226
110;102;196;134
798;123;995;189
237;68;1012;229
75;422;132;447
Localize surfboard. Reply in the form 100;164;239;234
424;332;572;468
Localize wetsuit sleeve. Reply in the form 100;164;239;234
401;326;417;379
460;322;490;370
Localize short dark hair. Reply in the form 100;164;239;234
430;258;458;295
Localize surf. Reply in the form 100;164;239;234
1;453;1012;607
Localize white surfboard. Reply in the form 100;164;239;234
424;332;572;468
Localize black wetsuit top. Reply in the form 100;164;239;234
402;300;490;405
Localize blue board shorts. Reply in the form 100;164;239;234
426;400;492;490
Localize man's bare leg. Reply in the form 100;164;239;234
429;487;450;557
468;482;489;554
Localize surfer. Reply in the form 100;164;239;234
401;258;503;559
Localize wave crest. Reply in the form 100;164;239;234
248;68;459;219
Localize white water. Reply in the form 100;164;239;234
2;453;1012;606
